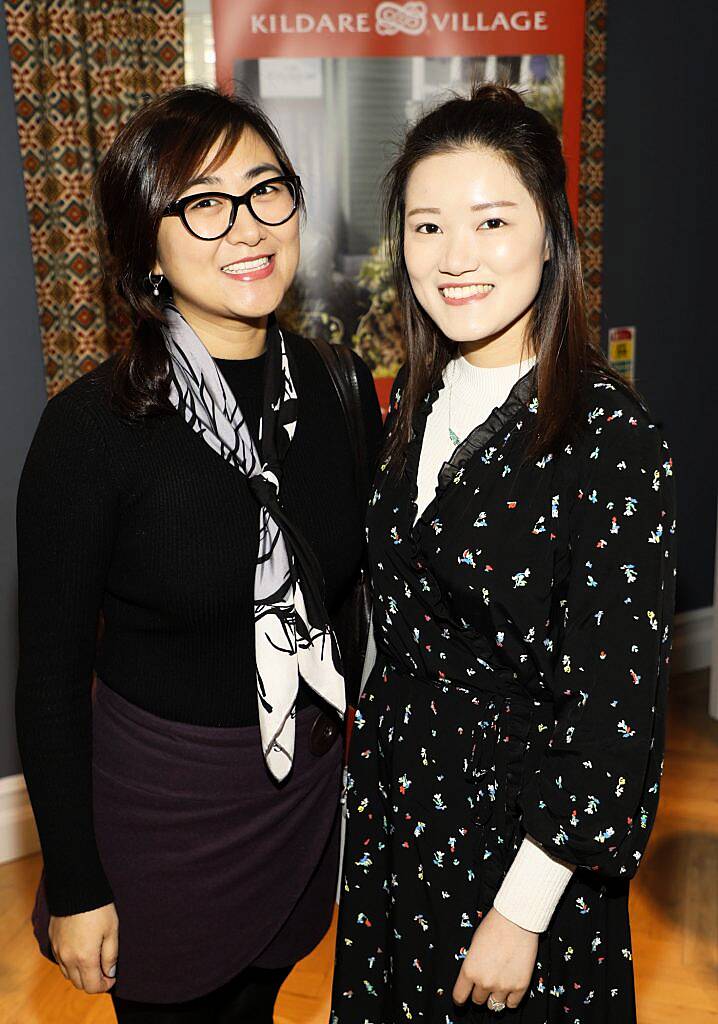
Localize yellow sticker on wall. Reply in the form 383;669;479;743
608;326;636;383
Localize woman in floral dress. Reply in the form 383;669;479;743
332;84;676;1023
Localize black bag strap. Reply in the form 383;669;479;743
308;336;368;500
309;337;373;706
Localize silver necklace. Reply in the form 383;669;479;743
448;359;461;447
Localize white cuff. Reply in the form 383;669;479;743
493;836;574;933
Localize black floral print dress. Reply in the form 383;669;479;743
332;366;676;1024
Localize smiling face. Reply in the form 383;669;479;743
403;146;548;364
153;126;300;336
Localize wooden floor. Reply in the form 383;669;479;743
0;669;716;1023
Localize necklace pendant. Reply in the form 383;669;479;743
448;426;461;447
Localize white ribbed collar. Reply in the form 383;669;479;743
449;350;537;386
445;351;536;438
414;350;536;524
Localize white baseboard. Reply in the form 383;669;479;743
671;605;713;676
0;773;40;865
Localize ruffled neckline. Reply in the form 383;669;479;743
404;363;537;537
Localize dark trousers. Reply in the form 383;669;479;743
111;964;293;1024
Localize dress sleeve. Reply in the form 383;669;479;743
16;392;119;916
518;401;676;879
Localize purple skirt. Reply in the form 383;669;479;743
32;678;342;1003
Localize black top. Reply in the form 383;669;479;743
15;331;383;917
369;367;676;877
331;367;677;1024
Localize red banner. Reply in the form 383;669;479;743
213;1;584;210
211;0;586;405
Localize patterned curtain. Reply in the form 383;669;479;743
579;0;607;346
3;0;184;396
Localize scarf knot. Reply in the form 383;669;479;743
249;474;279;510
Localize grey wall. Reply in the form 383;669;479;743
0;7;46;778
603;0;716;612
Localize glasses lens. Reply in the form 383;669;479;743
249;179;296;225
183;194;233;239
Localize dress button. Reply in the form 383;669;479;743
309;712;340;756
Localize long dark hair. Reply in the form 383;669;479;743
94;85;304;419
383;82;624;465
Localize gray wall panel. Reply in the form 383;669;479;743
0;9;46;778
603;0;716;612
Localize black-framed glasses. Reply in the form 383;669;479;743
163;175;301;240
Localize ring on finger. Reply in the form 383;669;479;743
488;994;506;1013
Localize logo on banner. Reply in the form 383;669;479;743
375;1;428;35
247;4;550;36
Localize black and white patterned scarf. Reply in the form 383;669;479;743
161;305;345;780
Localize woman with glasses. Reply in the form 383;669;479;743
16;85;382;1023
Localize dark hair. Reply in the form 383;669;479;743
382;82;625;466
94;85;304;418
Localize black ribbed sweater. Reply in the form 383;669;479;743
15;333;383;917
